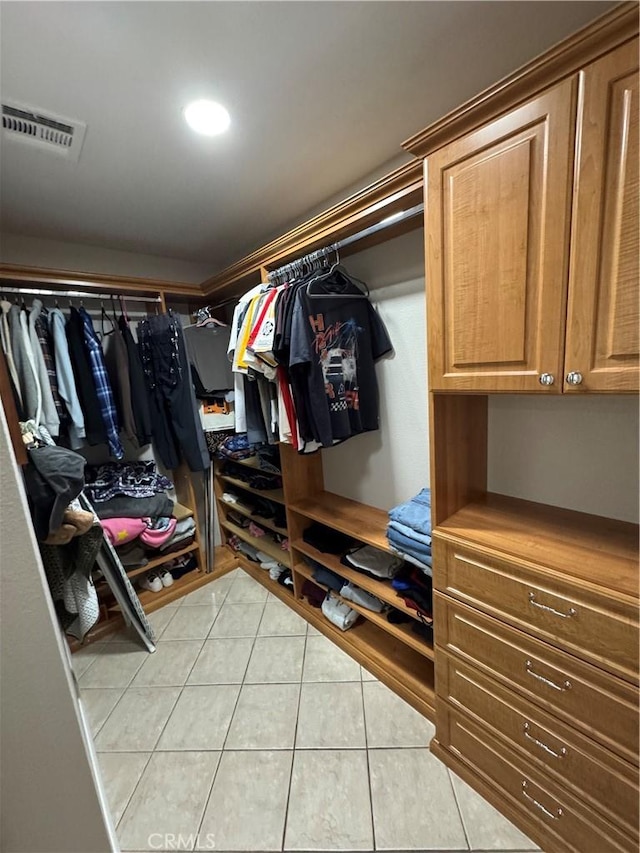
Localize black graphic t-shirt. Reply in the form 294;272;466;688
289;275;392;447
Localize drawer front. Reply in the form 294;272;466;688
434;538;639;683
435;594;639;765
437;702;634;853
436;649;639;837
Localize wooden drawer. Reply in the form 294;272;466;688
437;701;635;853
435;594;639;765
436;649;639;838
433;538;639;684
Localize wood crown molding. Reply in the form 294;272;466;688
403;2;639;158
201;159;423;300
0;263;203;299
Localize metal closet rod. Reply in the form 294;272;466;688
0;285;162;304
268;201;424;279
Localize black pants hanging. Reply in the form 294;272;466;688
138;313;210;473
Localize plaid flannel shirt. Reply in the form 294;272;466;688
78;307;124;459
34;314;67;423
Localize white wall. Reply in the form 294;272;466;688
322;229;430;511
0;407;116;852
320;228;639;525
1;232;211;283
488;395;639;524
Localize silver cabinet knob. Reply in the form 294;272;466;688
539;373;554;386
566;371;583;386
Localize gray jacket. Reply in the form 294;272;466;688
8;304;40;422
49;308;86;449
29;299;60;437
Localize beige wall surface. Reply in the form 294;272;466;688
0;408;116;853
1;232;211;283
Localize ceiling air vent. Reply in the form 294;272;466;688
2;101;87;163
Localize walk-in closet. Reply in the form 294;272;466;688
1;3;638;853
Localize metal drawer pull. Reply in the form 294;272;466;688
528;592;577;619
523;722;567;759
522;781;563;820
525;660;572;692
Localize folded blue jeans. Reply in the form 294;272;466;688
388;488;432;538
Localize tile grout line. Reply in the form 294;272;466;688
117;569;245;850
279;618;309;852
109;588;229;837
446;766;472;852
193;568;270;849
360;678;377;852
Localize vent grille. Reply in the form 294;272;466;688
2;101;86;162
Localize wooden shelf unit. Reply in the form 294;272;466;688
219;495;288;537
212;443;437;722
288;491;393;553
219;518;289;565
295;559;434;660
124;542;200;580
218;473;285;504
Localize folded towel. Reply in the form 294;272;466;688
340;582;384;613
321;595;358;631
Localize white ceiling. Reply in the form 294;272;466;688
0;1;614;277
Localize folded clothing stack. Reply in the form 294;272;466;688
322;595;358;632
387;488;433;576
100;516;177;548
305;557;385;613
302;522;354;555
340;581;384;613
222;491;286;529
221;460;282;491
391;566;433;623
159;517;196;552
217;433;255;462
340;545;403;580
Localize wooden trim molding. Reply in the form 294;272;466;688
0;264;203;299
403;2;639;158
201;159;423;299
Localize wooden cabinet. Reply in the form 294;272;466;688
425;40;639;394
425;80;575;392
564;38;639;392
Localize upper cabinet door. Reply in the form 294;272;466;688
426;79;576;392
564;39;639;393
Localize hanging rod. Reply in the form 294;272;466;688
268;202;424;281
0;285;162;304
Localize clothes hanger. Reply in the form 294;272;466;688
306;246;370;299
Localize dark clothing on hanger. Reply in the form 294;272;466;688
66;307;108;446
183;323;233;394
119;317;153;446
138;312;209;473
103;319;138;445
289;279;392;447
243;372;268;446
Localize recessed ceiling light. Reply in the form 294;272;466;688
184;100;230;136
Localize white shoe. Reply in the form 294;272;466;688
158;568;174;588
140;571;163;593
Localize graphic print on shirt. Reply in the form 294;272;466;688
309;312;363;434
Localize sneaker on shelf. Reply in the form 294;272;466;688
157;567;174;588
140;571;163;593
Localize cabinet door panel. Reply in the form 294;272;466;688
565;38;639;392
426;79;575;392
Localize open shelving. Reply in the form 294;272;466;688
219;496;288;537
218;473;285;504
220;518;289;565
288;491;392;553
295;559;434;660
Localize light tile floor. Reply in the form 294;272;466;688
77;567;539;853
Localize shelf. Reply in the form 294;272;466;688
220;454;282;475
110;568;212;614
172;502;194;522
124;542;199;579
295;561;434;660
219;497;288;537
221;519;289;566
436;493;639;599
288;491;392;553
218;474;285;505
292;539;427;624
